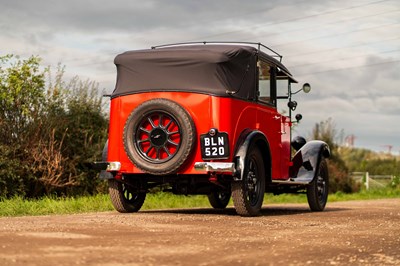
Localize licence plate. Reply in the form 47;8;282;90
200;131;230;160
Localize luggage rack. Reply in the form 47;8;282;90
151;41;283;62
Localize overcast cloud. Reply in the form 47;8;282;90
1;0;399;154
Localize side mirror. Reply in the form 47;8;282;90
302;83;311;93
291;83;311;95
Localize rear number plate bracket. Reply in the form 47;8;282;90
200;131;229;160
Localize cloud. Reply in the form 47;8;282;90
0;0;399;152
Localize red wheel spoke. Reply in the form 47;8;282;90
163;147;171;156
168;139;179;146
145;146;153;155
137;138;150;144
147;117;156;129
163;119;173;130
139;127;151;134
158;114;164;127
168;130;179;136
156;147;161;160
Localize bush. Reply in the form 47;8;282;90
327;160;360;193
0;55;108;198
390;176;400;189
311;118;360;193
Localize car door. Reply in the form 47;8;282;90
256;60;286;180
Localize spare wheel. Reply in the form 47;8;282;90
123;98;196;175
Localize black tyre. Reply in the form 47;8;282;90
108;178;146;213
124;98;196;175
207;191;231;209
231;147;266;216
307;159;329;211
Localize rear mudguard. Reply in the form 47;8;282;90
233;130;271;181
290;140;330;183
99;139;114;180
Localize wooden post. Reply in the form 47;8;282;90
365;172;369;190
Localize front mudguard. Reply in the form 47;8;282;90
290;140;330;183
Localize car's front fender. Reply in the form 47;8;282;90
290;140;330;183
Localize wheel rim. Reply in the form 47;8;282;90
316;174;327;205
122;183;140;203
217;192;230;203
246;158;261;206
135;111;181;163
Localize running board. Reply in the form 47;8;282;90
271;179;309;186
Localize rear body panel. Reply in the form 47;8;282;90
107;91;291;179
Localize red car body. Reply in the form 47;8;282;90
108;92;291;178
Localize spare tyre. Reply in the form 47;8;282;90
123;98;196;175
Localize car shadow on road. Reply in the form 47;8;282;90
141;205;348;217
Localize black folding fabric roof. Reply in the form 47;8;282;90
112;44;292;100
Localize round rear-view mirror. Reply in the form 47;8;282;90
302;83;311;93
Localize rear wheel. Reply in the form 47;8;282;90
207;191;231;209
232;147;265;216
307;159;329;211
108;178;146;213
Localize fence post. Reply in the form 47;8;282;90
365;172;369;190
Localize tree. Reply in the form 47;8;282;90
0;55;108;198
0;55;46;197
311;118;360;193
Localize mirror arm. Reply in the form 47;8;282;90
291;88;303;95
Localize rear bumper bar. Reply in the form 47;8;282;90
92;161;121;171
194;162;235;174
94;161;235;175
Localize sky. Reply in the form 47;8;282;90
1;0;399;154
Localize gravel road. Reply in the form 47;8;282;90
0;198;399;265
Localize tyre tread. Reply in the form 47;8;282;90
108;179;146;213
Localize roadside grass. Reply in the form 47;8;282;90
0;188;398;217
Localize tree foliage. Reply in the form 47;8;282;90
339;147;400;176
311;118;360;193
339;146;400;190
0;55;108;198
310;118;400;192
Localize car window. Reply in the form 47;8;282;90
277;79;289;98
258;61;275;105
258;61;270;102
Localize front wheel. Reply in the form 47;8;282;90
231;147;265;216
307;159;329;211
108;178;146;213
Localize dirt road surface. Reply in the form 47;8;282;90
0;199;399;266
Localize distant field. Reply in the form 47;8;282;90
0;188;399;217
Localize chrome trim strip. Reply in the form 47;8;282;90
271;180;309;185
194;162;235;173
106;162;121;171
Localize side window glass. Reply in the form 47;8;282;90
258;61;272;104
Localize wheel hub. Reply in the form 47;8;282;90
150;128;167;147
247;171;256;191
